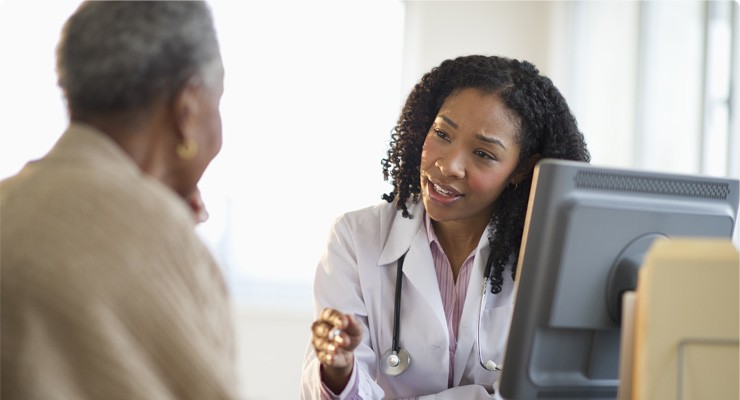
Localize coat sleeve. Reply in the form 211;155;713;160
417;384;497;399
299;214;386;400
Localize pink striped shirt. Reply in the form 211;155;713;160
320;213;477;399
424;213;476;388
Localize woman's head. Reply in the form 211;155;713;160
56;1;222;119
382;54;589;291
419;87;523;236
56;1;224;198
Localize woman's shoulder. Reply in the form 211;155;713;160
336;200;423;228
328;200;423;245
339;201;396;222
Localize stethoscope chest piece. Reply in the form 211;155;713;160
381;348;411;376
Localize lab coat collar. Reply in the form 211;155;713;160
377;201;448;335
378;201;426;266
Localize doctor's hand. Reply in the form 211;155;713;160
311;308;363;392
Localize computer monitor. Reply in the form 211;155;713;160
498;159;739;400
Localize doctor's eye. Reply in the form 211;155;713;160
474;150;497;161
434;128;450;142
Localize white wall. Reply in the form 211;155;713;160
206;2;405;398
634;1;705;174
0;0;77;177
233;304;313;400
568;1;641;169
401;1;554;95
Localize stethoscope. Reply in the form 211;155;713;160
381;251;504;376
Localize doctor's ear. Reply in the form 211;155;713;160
510;154;542;186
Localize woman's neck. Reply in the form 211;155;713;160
432;218;488;280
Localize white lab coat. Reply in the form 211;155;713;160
300;201;515;399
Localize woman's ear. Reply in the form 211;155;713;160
511;154;542;185
173;77;205;143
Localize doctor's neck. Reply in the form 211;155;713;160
431;218;487;263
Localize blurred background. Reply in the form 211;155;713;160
1;1;737;398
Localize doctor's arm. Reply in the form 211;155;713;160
300;216;385;400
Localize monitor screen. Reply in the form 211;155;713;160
498;159;739;400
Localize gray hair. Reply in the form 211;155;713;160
56;1;222;116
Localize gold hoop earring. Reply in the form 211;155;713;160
176;139;198;160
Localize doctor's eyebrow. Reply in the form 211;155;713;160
439;115;458;129
440;114;507;150
475;133;507;150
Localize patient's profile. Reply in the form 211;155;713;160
1;2;237;399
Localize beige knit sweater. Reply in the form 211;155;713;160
1;124;238;399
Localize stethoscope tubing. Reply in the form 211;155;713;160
382;252;411;376
391;252;405;353
382;250;502;376
478;252;503;371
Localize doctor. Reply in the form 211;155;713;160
300;55;590;399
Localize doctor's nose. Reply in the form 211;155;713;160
434;153;466;179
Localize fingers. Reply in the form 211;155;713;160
311;309;350;347
311;331;351;367
314;340;347;367
320;307;347;329
343;314;363;337
311;308;356;368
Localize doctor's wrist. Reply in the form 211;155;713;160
320;359;354;394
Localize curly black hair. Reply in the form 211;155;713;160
381;55;590;293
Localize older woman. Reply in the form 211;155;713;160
0;2;236;399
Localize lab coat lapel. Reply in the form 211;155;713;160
453;232;491;385
378;202;424;266
378;202;447;335
402;227;447;334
